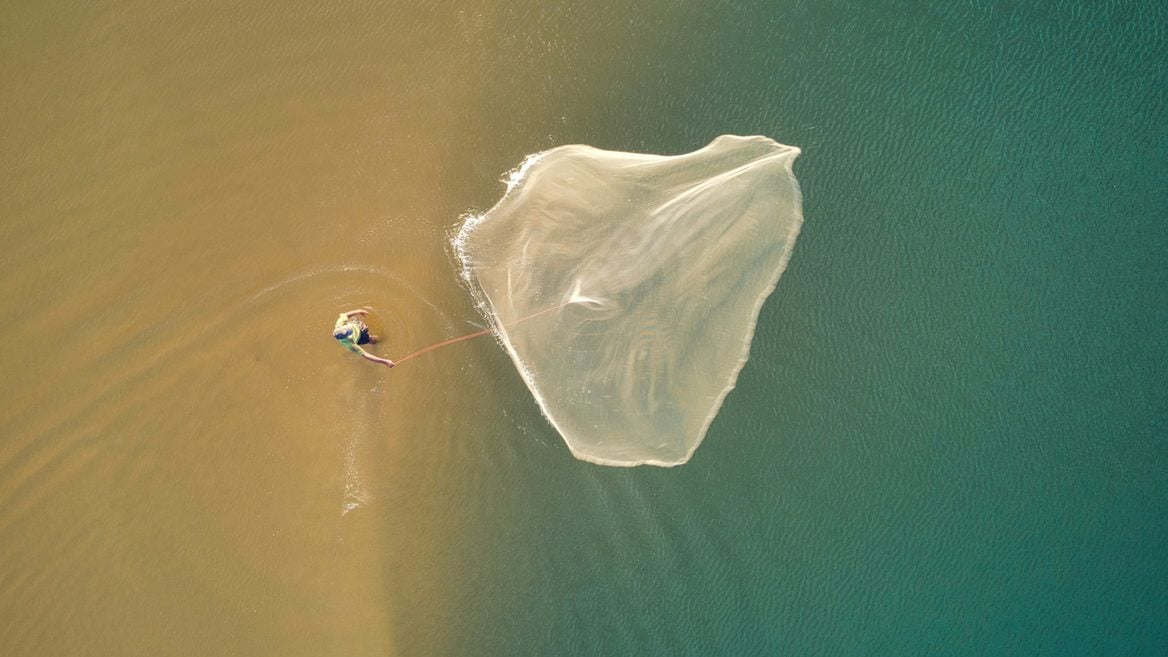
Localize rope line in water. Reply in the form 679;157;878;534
393;327;494;365
391;302;568;366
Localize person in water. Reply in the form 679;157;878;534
334;308;394;367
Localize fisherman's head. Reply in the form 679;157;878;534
334;326;353;340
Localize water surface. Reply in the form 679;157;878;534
2;1;1165;655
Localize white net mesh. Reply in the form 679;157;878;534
454;135;803;466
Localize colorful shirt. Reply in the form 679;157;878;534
334;314;365;355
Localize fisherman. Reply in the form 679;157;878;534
333;308;395;367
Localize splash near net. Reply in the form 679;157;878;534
453;135;803;466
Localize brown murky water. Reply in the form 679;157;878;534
0;2;599;654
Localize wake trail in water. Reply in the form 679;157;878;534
341;382;377;516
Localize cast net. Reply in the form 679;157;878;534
453;135;803;466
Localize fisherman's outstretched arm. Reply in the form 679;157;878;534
343;308;370;318
360;350;395;367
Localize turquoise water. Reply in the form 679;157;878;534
433;2;1168;655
